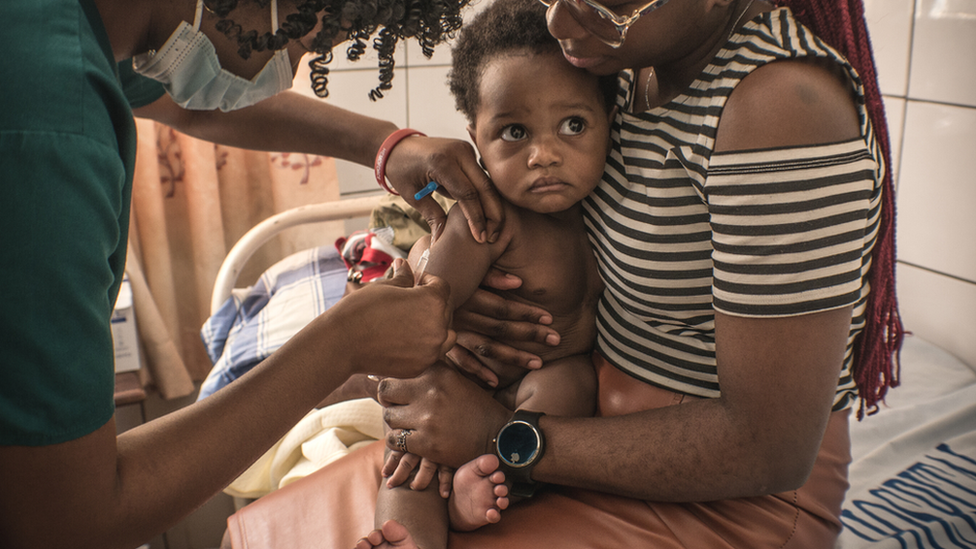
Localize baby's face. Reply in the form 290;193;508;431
469;50;612;214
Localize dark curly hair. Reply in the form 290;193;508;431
204;0;470;100
448;0;617;123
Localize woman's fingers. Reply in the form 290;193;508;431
414;200;450;244
451;332;544;372
479;266;525;291
414;273;458;357
438;465;454;499
382;450;407;478
456;288;555;337
445;347;500;388
385;452;421;488
454;306;557;350
448;156;504;244
409;458;440;491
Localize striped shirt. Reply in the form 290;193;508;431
582;7;884;410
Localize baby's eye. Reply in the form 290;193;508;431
501;125;527;142
560;117;586;136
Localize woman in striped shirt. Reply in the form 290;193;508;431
377;0;902;546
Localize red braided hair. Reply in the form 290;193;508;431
770;0;905;419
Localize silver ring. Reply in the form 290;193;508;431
394;429;412;453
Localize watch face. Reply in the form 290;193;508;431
497;421;540;468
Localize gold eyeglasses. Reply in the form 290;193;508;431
538;0;671;48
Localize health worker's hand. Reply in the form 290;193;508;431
327;259;455;379
378;363;511;469
385;135;503;244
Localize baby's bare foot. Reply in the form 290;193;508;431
354;520;419;549
448;454;509;531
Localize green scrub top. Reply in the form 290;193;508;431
0;0;165;445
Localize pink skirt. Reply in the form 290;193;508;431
226;353;851;548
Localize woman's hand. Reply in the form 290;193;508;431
378;362;511;469
328;259;455;380
448;268;560;384
385;135;504;244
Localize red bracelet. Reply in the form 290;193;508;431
374;128;426;196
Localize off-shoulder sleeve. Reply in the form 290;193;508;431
704;138;883;318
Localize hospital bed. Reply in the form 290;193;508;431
202;196;976;548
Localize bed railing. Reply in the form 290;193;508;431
210;194;385;315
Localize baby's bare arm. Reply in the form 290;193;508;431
421;204;515;310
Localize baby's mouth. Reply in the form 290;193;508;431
529;177;567;192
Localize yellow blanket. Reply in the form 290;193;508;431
225;398;384;499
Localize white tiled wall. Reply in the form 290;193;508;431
864;0;976;369
311;0;976;367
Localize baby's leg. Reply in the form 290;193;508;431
367;430;448;549
514;353;597;417
448;454;509;532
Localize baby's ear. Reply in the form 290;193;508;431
606;106;618;154
467;124;489;172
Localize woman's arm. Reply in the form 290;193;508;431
539;307;853;500
0;264;453;549
133;91;504;244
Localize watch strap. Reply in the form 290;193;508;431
509;480;541;498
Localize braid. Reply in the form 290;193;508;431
369;27;398;100
207;0;469;98
308;51;334;97
772;0;905;419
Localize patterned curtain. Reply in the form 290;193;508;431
126;118;344;398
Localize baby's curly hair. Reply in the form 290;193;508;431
448;0;617;123
204;0;470;100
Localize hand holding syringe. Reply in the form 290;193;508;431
368;243;431;384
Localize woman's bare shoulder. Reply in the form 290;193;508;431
715;58;861;153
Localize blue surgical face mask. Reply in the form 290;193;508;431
132;0;293;112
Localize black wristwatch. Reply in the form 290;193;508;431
493;410;546;498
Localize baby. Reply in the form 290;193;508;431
358;0;617;546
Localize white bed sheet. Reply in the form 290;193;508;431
838;336;976;548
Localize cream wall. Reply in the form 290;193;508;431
312;0;976;368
